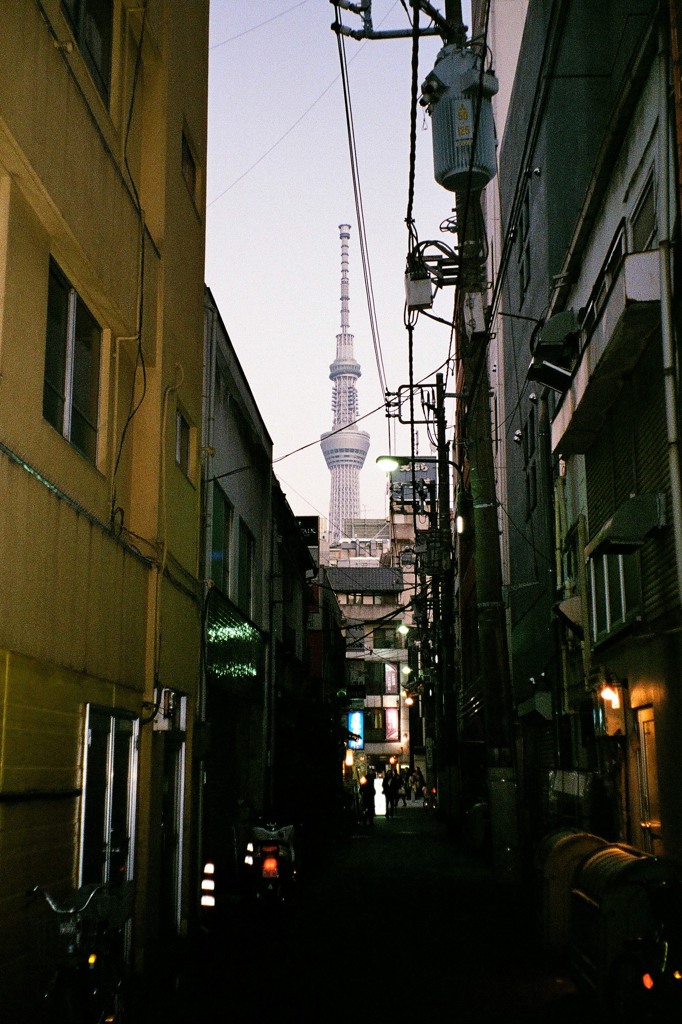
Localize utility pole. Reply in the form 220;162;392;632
461;273;520;876
332;0;520;874
435;372;459;820
435;0;521;875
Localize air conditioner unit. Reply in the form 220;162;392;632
527;357;573;392
527;308;580;392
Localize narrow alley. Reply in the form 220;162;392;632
130;804;598;1023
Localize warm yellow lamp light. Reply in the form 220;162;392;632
601;684;621;709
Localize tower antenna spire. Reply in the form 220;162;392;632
320;225;370;544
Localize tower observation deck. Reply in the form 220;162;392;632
320;224;370;544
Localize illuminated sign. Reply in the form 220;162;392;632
348;711;364;750
385;707;399;742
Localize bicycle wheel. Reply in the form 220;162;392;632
93;954;126;1023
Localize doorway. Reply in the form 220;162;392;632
80;707;138;885
636;706;662;854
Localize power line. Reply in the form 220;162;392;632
207;4;383;205
272;352;453;465
335;7;389;398
210;1;311;49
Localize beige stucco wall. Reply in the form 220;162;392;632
0;0;209;1008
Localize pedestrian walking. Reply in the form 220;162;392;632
398;771;408;807
382;770;393;817
414;767;425;804
383;768;401;817
359;772;375;825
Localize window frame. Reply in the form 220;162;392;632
237;518;255;618
176;409;191;477
630;173;657;253
211;485;232;594
80;705;138;886
61;0;113;105
518;186;531;305
43;258;102;463
181;130;198;204
589;551;640;644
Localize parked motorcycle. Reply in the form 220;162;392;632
605;881;682;1021
243;820;298;904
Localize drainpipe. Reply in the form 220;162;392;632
667;0;682;216
658;27;682;604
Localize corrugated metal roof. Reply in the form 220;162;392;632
326;565;403;593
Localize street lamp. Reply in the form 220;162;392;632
375;454;402;472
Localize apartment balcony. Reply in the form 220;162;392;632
552;250;661;455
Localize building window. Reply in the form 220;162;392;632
81;707;138;885
631;175;657;252
347;625;365;652
43;259;101;463
373;626;396;648
237;519;255;617
525;463;537;517
364;708;385;743
211;486;232;594
518;186;531;304
524;406;536;460
589;552;639;643
182;132;198;202
365;662;384;694
62;0;113;105
176;410;190;476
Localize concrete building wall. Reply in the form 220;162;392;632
0;1;209;1010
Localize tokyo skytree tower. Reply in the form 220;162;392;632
320;225;370;544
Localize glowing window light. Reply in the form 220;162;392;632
201;895;216;907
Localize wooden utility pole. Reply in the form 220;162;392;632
457;195;520;874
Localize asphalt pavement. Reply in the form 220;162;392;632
129;802;600;1022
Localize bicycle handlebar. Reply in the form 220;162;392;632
32;883;107;916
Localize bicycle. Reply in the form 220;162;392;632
32;881;133;1023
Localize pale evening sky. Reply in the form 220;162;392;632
205;1;473;528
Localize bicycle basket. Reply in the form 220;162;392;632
34;902;80;969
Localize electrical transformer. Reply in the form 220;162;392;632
421;45;499;193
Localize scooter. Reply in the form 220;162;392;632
243;820;297;904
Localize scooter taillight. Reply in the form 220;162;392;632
262;856;279;878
